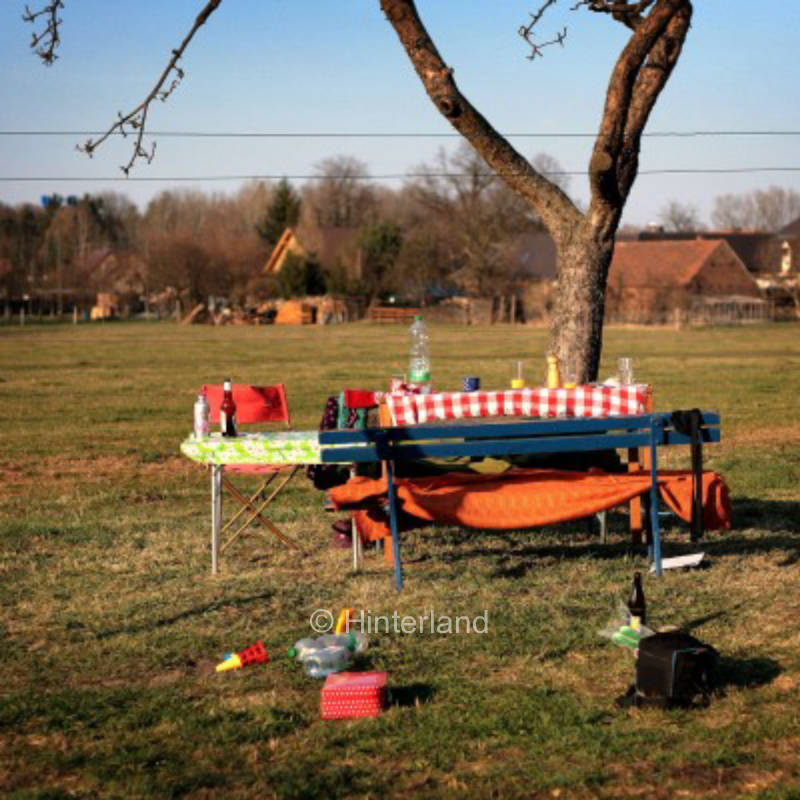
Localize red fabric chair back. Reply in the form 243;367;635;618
202;384;291;427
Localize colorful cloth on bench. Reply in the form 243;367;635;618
330;468;732;542
385;385;649;425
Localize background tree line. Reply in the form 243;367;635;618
2;145;797;314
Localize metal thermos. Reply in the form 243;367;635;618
193;393;210;439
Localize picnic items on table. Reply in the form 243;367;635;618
182;382;318;573
511;360;525;389
193;391;210;439
383;383;650;426
546;353;561;389
220;378;237;437
321;672;389;720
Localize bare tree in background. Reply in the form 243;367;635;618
712;187;800;233
303;157;376;229
24;0;692;380
409;142;532;296
658;200;703;232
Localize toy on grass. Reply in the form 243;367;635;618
215;640;269;673
335;608;355;634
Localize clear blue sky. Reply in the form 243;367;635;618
1;0;799;227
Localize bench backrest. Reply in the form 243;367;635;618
318;411;721;464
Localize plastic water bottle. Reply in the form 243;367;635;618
409;315;432;393
288;631;369;678
303;645;354;678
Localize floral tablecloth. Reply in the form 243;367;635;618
180;431;323;466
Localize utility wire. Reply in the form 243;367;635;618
2;167;800;182
1;129;800;139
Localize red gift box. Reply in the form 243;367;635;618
321;672;388;720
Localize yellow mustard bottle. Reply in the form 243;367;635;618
546;354;561;389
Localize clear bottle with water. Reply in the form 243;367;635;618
288;631;369;678
409;314;432;393
302;645;354;679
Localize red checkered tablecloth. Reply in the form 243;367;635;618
385;385;650;426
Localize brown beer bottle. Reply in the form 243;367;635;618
220;378;237;437
627;571;646;628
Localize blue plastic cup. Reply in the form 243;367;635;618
462;376;480;392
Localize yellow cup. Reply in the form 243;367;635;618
510;378;526;389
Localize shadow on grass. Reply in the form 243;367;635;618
393;496;799;579
389;683;436;707
94;590;275;640
716;655;782;692
731;496;800;530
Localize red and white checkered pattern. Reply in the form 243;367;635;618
321;671;388;720
385;385;649;426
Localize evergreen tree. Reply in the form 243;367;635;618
258;178;301;247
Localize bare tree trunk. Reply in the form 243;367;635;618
549;226;615;383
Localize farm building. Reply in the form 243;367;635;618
264;226;363;283
606;239;765;324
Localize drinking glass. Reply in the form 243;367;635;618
511;360;525;389
563;355;578;388
617;357;634;385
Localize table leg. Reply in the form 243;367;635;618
648;421;663;576
385;459;404;591
211;465;222;575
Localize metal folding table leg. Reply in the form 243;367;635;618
211;464;222;574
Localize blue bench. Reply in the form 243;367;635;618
320;411;721;590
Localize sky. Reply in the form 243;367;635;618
1;0;799;228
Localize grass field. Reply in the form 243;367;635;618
1;320;799;799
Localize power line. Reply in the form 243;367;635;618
1;129;800;139
2;167;800;183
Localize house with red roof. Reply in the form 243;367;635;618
606;239;765;324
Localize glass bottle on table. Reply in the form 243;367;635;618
220;378;237;437
408;315;432;394
546;353;561;389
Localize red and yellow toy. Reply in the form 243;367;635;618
215;640;269;673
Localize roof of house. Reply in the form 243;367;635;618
608;239;733;289
264;226;361;274
637;229;782;273
264;228;302;274
780;216;800;238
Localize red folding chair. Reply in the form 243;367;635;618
202;383;303;572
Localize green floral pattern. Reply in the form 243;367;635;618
180;432;323;465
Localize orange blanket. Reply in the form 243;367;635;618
329;468;732;543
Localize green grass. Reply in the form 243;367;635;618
1;319;799;799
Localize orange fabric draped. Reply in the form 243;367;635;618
329;468;732;543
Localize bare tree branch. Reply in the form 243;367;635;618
381;0;581;240
22;1;64;65
587;0;691;234
76;0;223;175
573;0;657;29
518;1;567;60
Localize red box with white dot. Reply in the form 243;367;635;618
321;672;388;720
